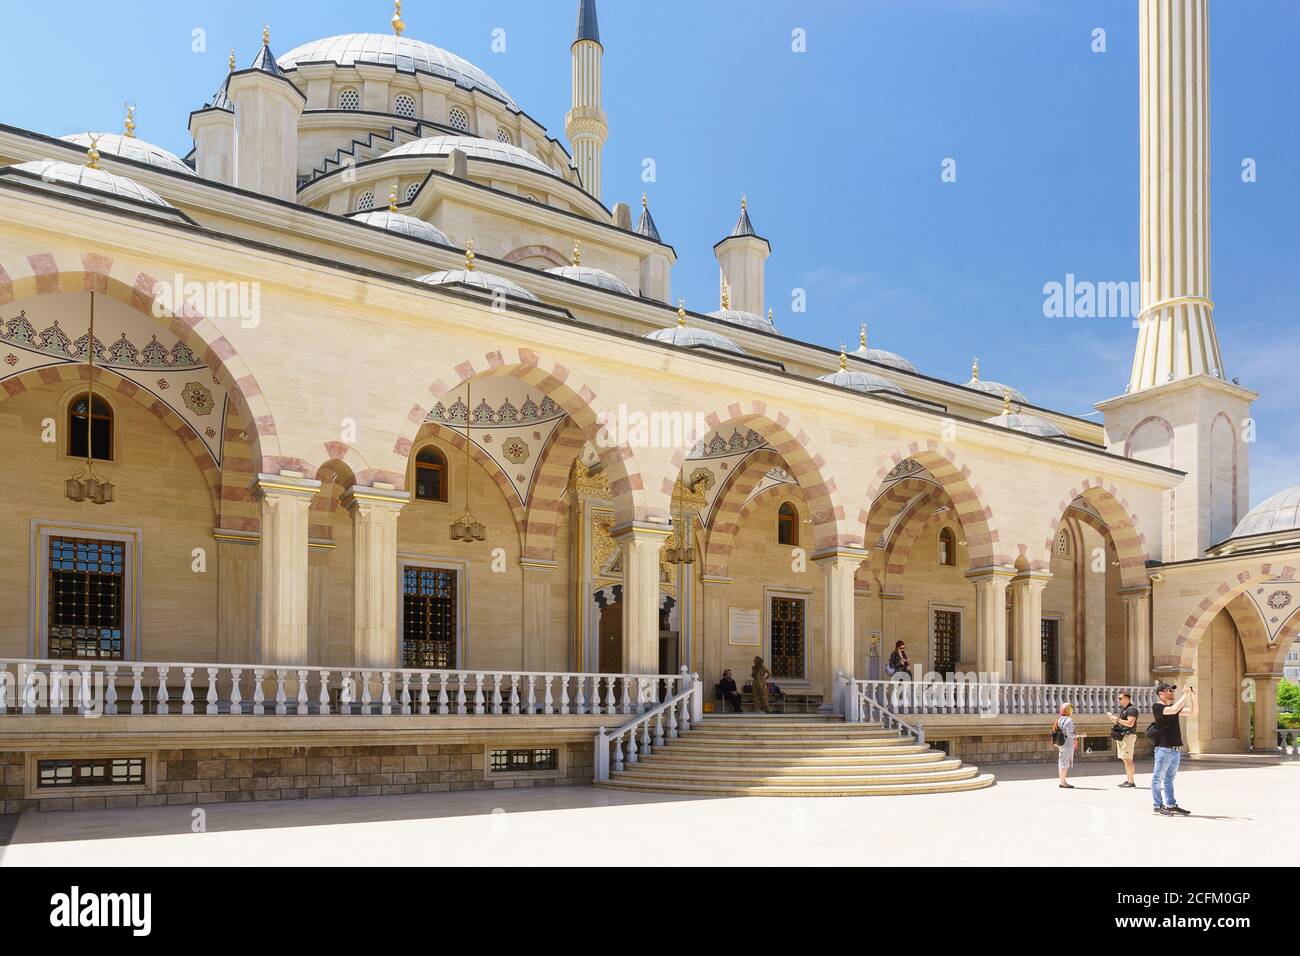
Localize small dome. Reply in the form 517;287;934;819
416;268;539;302
278;33;516;107
856;345;917;374
984;411;1066;438
348;210;451;245
545;265;632;295
1229;484;1300;540
386;135;554;176
11;160;171;207
61;133;196;176
708;308;779;335
646;325;745;354
818;368;906;396
966;378;1027;404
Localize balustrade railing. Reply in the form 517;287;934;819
849;678;1156;718
594;668;702;782
838;671;925;744
1277;727;1300;758
0;658;681;718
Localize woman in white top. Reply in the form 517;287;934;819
1055;702;1085;789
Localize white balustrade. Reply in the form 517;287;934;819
848;678;1157;718
594;668;700;781
0;658;683;721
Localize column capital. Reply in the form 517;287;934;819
964;565;1018;585
1118;584;1153;599
811;546;870;566
520;558;559;572
611;521;673;543
1010;570;1053;591
341;484;410;513
700;575;732;587
1244;671;1284;681
251;472;321;501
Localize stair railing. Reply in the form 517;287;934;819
838;671;925;745
594;668;701;782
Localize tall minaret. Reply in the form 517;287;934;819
1098;0;1256;560
565;0;608;202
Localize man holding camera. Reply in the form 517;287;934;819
1150;682;1197;816
1105;692;1140;788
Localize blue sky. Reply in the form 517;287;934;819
2;0;1296;503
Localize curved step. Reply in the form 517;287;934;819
630;756;964;777
664;742;926;757
598;773;997;798
634;749;947;768
612;768;979;788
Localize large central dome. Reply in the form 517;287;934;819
278;33;516;108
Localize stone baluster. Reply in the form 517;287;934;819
438;672;450;715
491;673;503;715
338;671;354;714
558;677;569;715
455;674;467;715
229;667;243;715
103;664;118;715
50;664;64;715
621;676;634;715
399;672;412;715
359;671;373;715
473;673;485;715
253;668;267;715
419;673;431;716
639;718;651;756
588;676;600;715
296;669;310;714
573;677;584;715
543;676;554;715
627;726;639;764
509;676;521;716
668;697;679;739
206;668;220;715
155;666;170;716
653;710;665;747
528;676;539;715
380;671;393;715
612;732;624;773
22;663;38;715
77;663;93;715
318;671;331;716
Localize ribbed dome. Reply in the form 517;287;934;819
11;160;171;206
386;135;554;176
278;33;516;107
416;268;539;301
818;368;906;396
966;378;1028;404
646;325;745;354
1230;485;1300;540
984;411;1066;438
856;345;917;373
61;133;195;176
545;265;632;295
348;210;451;245
708;308;779;335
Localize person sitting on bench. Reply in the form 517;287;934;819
717;669;743;713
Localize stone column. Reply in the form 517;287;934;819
521;559;557;672
252;473;321;666
966;567;1016;681
701;576;730;691
341;485;408;670
1249;673;1281;752
1120;586;1153;687
612;524;670;675
815;548;868;713
1009;572;1051;684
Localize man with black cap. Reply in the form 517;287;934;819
1150;681;1197;816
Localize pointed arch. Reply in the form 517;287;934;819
522;418;587;561
408;421;526;540
1167;562;1299;672
1039;478;1151;589
701;447;787;577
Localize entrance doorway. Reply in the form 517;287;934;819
1041;618;1061;683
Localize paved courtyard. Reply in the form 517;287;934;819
2;759;1295;867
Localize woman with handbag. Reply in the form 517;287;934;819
1052;702;1085;788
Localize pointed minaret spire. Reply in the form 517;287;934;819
566;0;608;202
715;193;770;316
636;192;662;242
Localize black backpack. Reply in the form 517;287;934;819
1143;720;1160;741
1050;719;1067;746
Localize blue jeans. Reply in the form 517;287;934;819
1151;746;1181;807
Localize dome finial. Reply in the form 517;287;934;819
677;299;686;327
85;133;101;170
123;102;136;139
768;307;774;325
392;0;405;36
859;322;867;349
1002;390;1011;416
571;239;581;266
228;48;237;71
971;356;980;382
262;23;270;47
740;193;747;213
641;191;648;210
720;280;730;311
465;238;475;272
839;344;847;371
389;183;399;213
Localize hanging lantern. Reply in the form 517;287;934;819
448;380;487;543
65;291;114;506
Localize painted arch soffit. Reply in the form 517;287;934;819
1;292;230;464
1243;579;1300;645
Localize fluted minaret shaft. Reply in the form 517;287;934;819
566;1;607;202
1130;0;1225;393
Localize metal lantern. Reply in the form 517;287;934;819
64;291;115;506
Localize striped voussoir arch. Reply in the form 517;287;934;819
319;439;400;490
1166;563;1299;672
403;422;526;542
1041;478;1149;589
396;348;648;526
0;364;221;516
862;475;940;549
701;448;787;577
860;442;1003;569
522;418;587;561
882;486;957;594
0;250;288;474
669;402;851;553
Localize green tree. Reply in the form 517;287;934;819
1278;679;1300;729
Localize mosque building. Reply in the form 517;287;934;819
0;0;1294;809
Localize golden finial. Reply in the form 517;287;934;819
641;191;648;210
971;356;980;382
859;322;867;349
571;239;581;267
677;299;686;327
768;308;774;325
740;193;747;213
392;0;405;36
839;344;848;371
720;280;730;311
389;183;399;212
229;48;237;71
262;23;270;47
123;102;136;138
1002;390;1011;416
85;133;101;170
465;239;475;272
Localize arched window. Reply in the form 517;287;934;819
337;88;361;111
355;191;374;212
447;107;470;132
938;527;957;567
777;501;799;546
1055;529;1072;558
393;93;417;118
415;446;448;502
68;393;113;461
495;128;512;144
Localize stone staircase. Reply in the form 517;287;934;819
598;714;995;797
